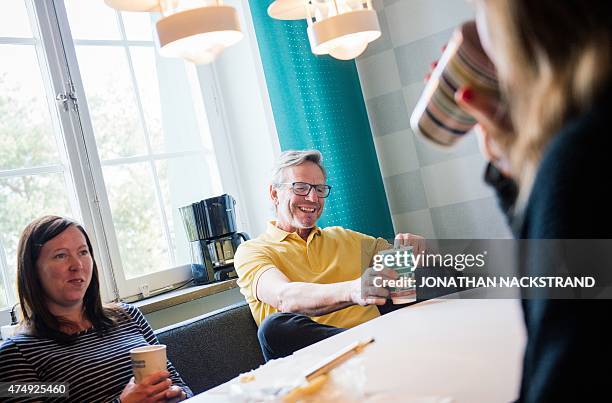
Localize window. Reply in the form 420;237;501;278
0;0;232;309
0;1;79;308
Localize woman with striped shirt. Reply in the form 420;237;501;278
0;215;193;402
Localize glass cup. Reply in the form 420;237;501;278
375;247;416;304
410;20;500;147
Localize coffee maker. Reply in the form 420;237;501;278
180;194;249;285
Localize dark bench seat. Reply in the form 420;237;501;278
155;301;265;394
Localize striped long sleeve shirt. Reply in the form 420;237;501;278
0;303;193;402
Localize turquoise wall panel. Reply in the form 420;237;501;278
249;1;395;239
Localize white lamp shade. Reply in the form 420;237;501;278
156;5;243;64
104;0;160;12
307;9;380;57
328;36;369;60
267;0;309;20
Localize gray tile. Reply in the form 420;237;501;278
382;0;402;7
394;28;453;86
360;9;392;58
430;197;513;239
402;81;426;118
420;154;494;208
374;129;420;176
383;170;428;214
372;0;386;11
366;90;410;137
393;208;437;239
356;49;402;100
413;127;480;166
385;0;473;47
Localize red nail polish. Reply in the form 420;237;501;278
460;88;474;102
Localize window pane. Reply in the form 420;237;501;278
103;163;169;279
76;46;147;159
0;280;7;308
129;47;208;153
64;0;121;40
0;45;61;170
128;46;163;151
155;155;216;266
0;6;81;309
62;3;225;295
0;1;33;38
121;12;154;41
0;172;74;309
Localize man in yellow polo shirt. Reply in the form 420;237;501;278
234;150;425;361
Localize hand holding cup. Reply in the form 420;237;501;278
119;370;173;403
350;266;399;306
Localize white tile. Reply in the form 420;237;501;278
430;197;513;239
372;0;385;11
412;126;480;167
365;90;410;137
394;29;453;86
420;154;494;208
403;81;426;119
392;209;437;239
385;0;474;47
374;130;420;177
384;170;428;214
357;49;402;100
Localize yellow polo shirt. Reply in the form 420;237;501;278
234;221;391;328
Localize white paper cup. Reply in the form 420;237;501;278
130;345;167;383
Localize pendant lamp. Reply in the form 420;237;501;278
267;0;381;60
104;0;243;64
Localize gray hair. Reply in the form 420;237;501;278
271;150;327;185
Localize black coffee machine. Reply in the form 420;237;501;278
179;194;249;285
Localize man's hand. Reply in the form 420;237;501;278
119;371;176;403
394;233;426;257
349;267;399;306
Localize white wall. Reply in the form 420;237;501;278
196;0;281;240
356;0;511;239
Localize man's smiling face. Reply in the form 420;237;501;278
272;161;326;232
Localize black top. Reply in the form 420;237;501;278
485;85;612;402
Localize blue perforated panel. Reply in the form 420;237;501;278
249;1;394;239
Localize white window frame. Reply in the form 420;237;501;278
52;0;248;299
32;0;119;301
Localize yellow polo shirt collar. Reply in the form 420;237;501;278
266;221;322;243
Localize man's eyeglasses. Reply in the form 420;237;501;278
277;182;332;198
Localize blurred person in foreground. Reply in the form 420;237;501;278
455;1;612;401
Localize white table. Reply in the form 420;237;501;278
189;293;526;402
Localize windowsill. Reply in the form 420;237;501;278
133;279;238;314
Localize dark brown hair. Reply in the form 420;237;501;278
16;215;123;343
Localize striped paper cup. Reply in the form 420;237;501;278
410;20;499;147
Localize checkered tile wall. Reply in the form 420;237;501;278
356;0;512;239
